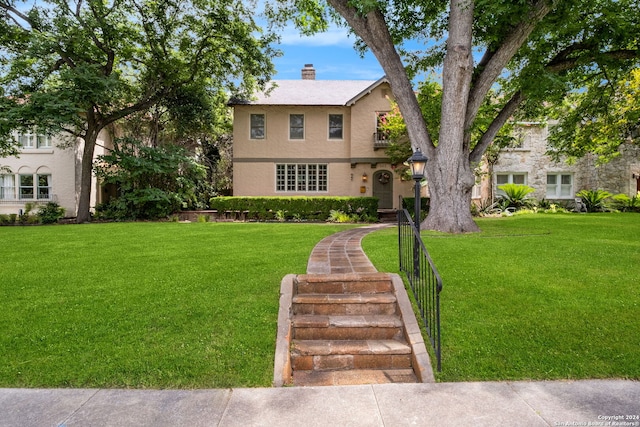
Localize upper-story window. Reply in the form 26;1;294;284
289;114;304;140
375;112;391;148
250;114;265;139
328;114;343;140
18;132;52;149
546;173;573;198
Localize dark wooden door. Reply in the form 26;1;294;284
373;170;393;209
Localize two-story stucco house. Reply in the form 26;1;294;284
487;121;640;204
0;130;112;217
229;64;413;209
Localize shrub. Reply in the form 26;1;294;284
209;197;379;222
497;183;536;210
576;189;612;212
611;192;640;212
37;202;65;224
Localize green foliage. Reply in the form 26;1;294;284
497;183;536;210
209;197;379;222
576;189;612;213
611;192;640;212
94;138;206;220
1;0;276;221
37;202;65;224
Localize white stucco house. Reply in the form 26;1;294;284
0;130;112;217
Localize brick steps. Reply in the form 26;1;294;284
292;369;417;387
290;274;419;386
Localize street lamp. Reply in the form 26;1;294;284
407;149;428;227
407;149;428;279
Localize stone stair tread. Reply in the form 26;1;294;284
292;293;396;304
292;314;403;328
292;369;418;386
292;339;411;356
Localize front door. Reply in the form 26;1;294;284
373;170;393;209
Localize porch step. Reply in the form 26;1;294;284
377;209;397;223
291;339;412;371
296;274;394;295
292;293;398;315
292;368;417;386
287;274;421;386
292;314;404;340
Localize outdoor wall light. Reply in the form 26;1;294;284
633;173;639;180
362;173;368;182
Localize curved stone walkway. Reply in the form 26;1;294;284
306;224;392;274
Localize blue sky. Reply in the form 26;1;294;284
270;24;385;81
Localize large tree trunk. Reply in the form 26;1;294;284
76;127;99;223
421;0;479;233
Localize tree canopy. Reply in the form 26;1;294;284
270;0;640;233
1;0;276;222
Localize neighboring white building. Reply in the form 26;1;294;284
0;130;112;217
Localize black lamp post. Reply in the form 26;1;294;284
407;149;428;228
407;149;428;279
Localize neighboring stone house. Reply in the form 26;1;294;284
229;64;413;209
0;130;113;217
487;121;640;205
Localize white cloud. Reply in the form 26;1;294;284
279;25;354;47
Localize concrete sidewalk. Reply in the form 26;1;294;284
1;380;639;426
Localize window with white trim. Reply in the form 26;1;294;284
546;173;573;198
276;164;327;192
16;173;52;200
496;173;527;196
250;114;265;139
1;175;15;199
20;174;34;199
289;114;304;140
37;174;52;199
328;114;343;140
18;132;52;149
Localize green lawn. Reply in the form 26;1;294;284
2;215;638;388
0;222;355;388
363;213;640;382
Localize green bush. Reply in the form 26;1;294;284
37;202;66;224
497;183;536;210
209;197;379;222
611;192;640;212
576;189;612;212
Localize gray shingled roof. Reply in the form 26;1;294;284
231;78;388;106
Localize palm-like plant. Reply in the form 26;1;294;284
576;189;612;212
497;183;536;210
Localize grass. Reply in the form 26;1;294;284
2;214;638;388
363;213;640;382
0;222;355;389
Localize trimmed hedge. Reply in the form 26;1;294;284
208;196;379;221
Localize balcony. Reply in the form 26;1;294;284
373;131;391;150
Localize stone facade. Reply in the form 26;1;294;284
486;122;640;205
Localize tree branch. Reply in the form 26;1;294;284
466;0;555;130
326;0;434;154
470;90;524;164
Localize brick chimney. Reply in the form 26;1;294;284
301;64;316;80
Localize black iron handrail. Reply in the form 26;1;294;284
398;207;443;371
